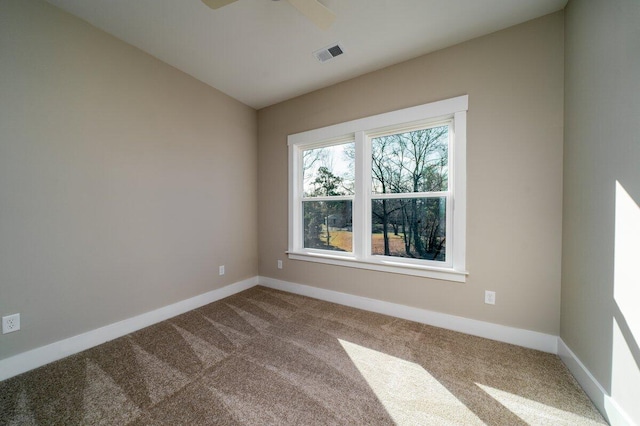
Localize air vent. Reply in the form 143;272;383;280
313;43;345;63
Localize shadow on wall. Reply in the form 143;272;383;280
610;180;640;422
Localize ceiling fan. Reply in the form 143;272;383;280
201;0;336;30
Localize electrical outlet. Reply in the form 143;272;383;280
2;313;20;334
484;291;496;305
219;265;225;276
277;260;283;269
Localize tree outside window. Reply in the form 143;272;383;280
370;126;449;261
302;144;354;252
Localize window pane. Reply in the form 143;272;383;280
371;197;446;261
303;200;352;252
303;143;355;197
371;126;448;194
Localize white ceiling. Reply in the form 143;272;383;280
46;0;567;109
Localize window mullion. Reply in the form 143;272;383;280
302;195;354;202
371;191;449;200
354;131;368;260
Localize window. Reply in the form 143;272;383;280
302;142;354;252
288;96;467;282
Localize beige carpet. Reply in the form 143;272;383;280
0;286;606;425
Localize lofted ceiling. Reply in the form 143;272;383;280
46;0;568;109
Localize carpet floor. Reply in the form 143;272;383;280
0;286;606;425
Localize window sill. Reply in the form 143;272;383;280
287;251;468;283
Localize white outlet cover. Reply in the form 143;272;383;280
485;291;496;305
219;265;225;276
2;313;20;334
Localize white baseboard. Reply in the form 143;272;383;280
0;277;258;381
258;276;558;354
558;338;635;426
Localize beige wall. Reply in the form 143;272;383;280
0;0;257;360
0;0;567;365
258;13;564;334
562;0;640;422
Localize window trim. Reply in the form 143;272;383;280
288;95;468;282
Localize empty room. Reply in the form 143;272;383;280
0;0;638;424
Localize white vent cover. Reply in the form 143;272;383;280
313;43;345;63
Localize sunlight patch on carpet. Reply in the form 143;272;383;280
476;383;604;425
339;339;483;425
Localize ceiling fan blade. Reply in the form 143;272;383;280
201;0;239;10
287;0;336;30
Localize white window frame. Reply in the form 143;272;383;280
288;95;468;282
